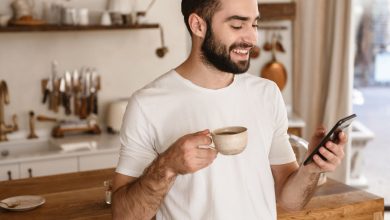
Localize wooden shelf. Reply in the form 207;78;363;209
0;23;160;33
258;2;296;21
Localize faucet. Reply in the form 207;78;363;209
0;80;18;142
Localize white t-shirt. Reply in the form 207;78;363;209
116;70;296;220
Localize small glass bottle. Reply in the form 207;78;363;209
104;180;113;205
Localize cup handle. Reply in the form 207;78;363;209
198;133;216;150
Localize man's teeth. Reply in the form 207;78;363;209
233;49;249;55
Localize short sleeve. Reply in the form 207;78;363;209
115;94;158;177
268;85;296;165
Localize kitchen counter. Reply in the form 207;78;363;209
0;168;384;219
0;133;120;165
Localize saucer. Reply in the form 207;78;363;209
0;195;45;211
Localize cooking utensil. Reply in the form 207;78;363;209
156;25;168;58
42;76;52;104
59;77;65;109
89;70;99;115
263;30;273;51
250;45;260;59
79;70;89;119
72;70;80;116
275;32;285;53
37;115;58;122
260;40;287;91
50;61;59;112
51;78;60;113
64;71;72;115
27;111;38;139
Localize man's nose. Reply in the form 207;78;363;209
243;26;258;46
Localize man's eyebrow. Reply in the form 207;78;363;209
225;15;249;22
225;15;261;22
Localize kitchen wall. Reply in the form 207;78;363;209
0;0;292;132
0;0;188;131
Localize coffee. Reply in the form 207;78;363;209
216;131;239;135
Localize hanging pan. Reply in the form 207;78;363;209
260;36;287;91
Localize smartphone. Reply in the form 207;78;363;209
303;114;357;166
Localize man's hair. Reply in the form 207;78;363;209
181;0;222;34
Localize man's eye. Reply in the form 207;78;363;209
252;24;259;28
231;26;242;30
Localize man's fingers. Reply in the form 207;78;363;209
319;147;341;166
338;131;348;145
313;154;336;171
315;126;326;137
193;129;210;136
191;134;213;146
326;141;345;158
196;154;218;169
196;148;217;160
310;126;326;145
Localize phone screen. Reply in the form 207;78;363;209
303;114;357;166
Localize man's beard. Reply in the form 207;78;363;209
201;25;252;74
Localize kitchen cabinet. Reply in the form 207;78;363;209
78;152;118;171
20;157;78;178
0;163;19;181
0;134;120;181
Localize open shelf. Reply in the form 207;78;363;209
0;23;160;33
258;2;296;21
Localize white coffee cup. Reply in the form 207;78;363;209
209;126;248;155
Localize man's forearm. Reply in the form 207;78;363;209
112;156;177;220
278;167;320;210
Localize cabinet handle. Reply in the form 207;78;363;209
28;168;33;178
7;171;12;180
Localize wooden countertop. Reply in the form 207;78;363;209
0;169;384;220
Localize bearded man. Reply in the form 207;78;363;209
112;0;347;219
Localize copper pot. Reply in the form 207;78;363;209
260;47;287;91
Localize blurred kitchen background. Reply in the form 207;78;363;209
353;0;390;214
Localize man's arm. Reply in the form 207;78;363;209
271;127;347;211
112;130;217;220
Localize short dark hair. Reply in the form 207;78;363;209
181;0;222;34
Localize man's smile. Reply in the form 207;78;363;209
231;47;252;60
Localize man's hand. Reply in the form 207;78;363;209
273;126;348;211
161;129;218;176
112;129;217;219
304;126;348;173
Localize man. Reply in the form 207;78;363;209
112;0;347;219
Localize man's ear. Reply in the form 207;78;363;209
188;13;207;38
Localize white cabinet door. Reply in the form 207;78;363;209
0;163;19;181
20;157;78;179
79;153;118;171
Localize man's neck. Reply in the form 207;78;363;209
175;51;235;90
